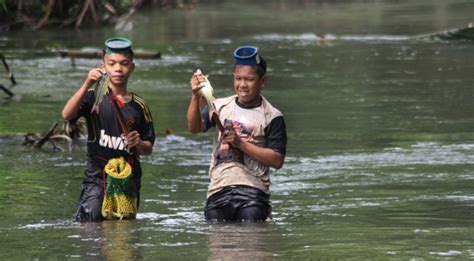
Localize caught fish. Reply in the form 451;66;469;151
195;69;224;132
91;72;110;114
196;69;216;111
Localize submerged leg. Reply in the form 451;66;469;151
75;184;104;222
205;205;234;222
235;206;269;222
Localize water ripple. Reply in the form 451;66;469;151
281;142;474;175
253;33;411;42
144;135;212;166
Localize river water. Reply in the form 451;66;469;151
1;0;474;259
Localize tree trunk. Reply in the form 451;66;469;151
34;0;56;30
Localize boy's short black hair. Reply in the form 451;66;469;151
102;49;134;60
234;61;267;79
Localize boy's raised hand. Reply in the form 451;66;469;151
85;67;106;88
189;69;207;96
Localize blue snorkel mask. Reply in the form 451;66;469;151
234;46;267;73
104;37;134;58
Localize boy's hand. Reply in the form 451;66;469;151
189;70;206;97
222;127;242;149
126;130;141;148
85;68;105;88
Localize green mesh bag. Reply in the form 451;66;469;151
101;157;138;220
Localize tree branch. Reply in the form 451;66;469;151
34;0;56;30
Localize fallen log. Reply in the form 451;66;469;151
415;23;474;41
62;117;87;140
33;122;59;148
24;122;74;151
55;48;161;59
23;119;86;151
54;48;161;66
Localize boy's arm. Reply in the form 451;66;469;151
126;106;155;155
62;68;102;121
126;131;153;155
187;94;204;133
222;130;285;169
187;72;206;133
241;143;285;169
222;116;287;169
137;140;153;155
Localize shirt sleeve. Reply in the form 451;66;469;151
139;120;155;145
264;116;287;155
76;90;95;119
138;104;155;145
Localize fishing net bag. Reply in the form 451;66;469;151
101;157;138;220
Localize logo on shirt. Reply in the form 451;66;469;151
216;119;252;165
99;129;128;151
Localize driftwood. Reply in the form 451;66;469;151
0;84;14;98
1;54;16;86
54;48;161;66
0;54;21;101
56;49;161;59
415;24;474;41
62;117;87;140
24;122;60;149
24;119;86;151
50;134;73;151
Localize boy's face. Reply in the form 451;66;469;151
103;53;134;86
233;65;266;106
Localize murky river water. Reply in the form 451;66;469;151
1;0;474;259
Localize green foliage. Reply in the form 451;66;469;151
0;0;8;18
0;0;198;30
0;0;7;13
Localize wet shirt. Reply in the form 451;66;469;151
202;95;287;197
77;90;155;160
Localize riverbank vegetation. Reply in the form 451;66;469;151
0;0;199;31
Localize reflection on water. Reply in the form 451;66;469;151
207;223;275;261
59;221;142;259
99;221;141;260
